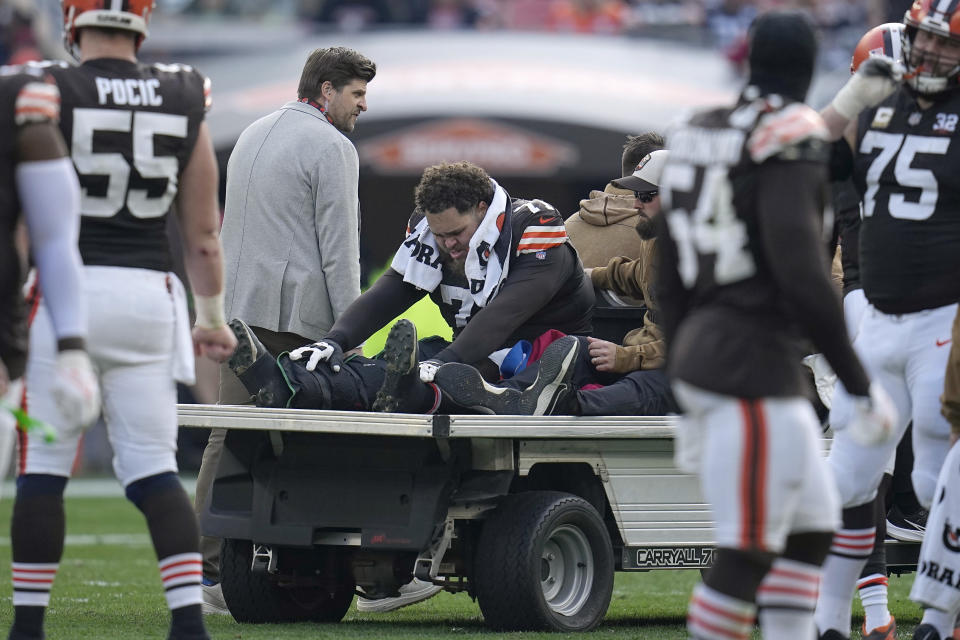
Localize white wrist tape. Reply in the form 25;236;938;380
830;57;902;121
830;78;871;121
194;292;226;329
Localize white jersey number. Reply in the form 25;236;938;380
72;108;187;219
664;162;756;288
860;131;949;221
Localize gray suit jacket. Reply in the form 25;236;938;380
222;101;361;341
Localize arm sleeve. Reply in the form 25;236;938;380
756;160;870;397
433;246;574;364
323;268;425;350
591;255;645;300
17;157;87;344
315;140;362;322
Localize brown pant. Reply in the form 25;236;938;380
943;308;960;434
195;326;309;581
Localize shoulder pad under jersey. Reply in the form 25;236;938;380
151;62;212;112
747;102;829;164
13;78;60;126
511;198;567;255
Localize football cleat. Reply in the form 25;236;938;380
435;336;579;416
227;318;268;377
372;319;419;413
912;623;942;640
886;503;927;542
226;319;291;407
862;616;896;640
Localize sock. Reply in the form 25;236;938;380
815;502;876;636
169;603;207;639
126;473;206;636
10;475;68;638
757;558;821;640
921;607;958;639
688;583;756;640
159;552;203;610
857;574;891;632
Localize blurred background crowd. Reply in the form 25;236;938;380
8;0;910;73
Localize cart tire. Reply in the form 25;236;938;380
220;539;354;623
473;491;614;631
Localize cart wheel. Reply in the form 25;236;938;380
219;539;354;623
473;491;614;631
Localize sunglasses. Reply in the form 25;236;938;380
633;190;658;203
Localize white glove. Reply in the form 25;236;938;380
848;382;898;446
53;350;100;429
289;339;344;372
831;55;904;120
802;353;837;410
418;359;441;383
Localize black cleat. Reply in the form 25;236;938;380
7;629;44;640
373;320;419;413
433;361;522;414
435;336;580;416
912;623;941;640
818;629;848;640
226;318;290;407
227;318;268;376
886;503;928;542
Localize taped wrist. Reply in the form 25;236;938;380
193;292;226;329
830;77;870;120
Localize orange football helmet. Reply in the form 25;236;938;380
903;0;960;95
851;22;905;74
61;0;155;53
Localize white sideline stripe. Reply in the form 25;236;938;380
0;534;150;546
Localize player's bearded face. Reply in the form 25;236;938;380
326;78;368;133
428;205;486;276
910;29;960;82
634;195;661;240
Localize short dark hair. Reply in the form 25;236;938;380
414;162;494;215
622;132;665;177
297;47;376;100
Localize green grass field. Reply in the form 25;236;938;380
0;493;927;639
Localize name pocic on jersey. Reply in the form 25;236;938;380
95;76;163;107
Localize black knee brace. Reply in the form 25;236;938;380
278;353;386;411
